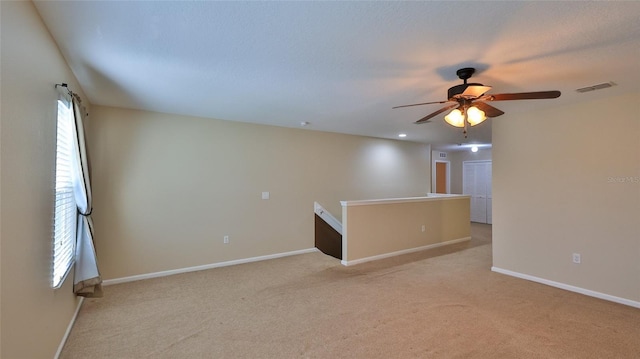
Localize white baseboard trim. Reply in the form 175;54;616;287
103;248;319;286
341;236;471;266
54;297;84;359
491;266;640;309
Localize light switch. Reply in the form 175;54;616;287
262;192;270;200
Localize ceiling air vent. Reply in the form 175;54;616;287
576;82;615;93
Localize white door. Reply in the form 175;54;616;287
463;161;492;224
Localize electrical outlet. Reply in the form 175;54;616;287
572;253;581;264
224;235;229;244
421;225;426;232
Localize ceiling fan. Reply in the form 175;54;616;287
393;67;561;137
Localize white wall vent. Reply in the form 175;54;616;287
576;82;615;93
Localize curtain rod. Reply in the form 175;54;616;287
55;83;88;116
55;82;73;96
55;82;82;101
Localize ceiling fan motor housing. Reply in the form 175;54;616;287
448;83;484;100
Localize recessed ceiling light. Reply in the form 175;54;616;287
398;133;407;138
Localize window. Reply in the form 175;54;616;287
53;98;76;288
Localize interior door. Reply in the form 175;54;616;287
463;161;492;224
435;162;448;194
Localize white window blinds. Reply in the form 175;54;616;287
53;99;77;288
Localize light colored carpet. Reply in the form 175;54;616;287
61;224;640;358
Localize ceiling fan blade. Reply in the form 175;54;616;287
472;102;504;118
392;100;452;109
485;90;561;101
414;103;460;124
462;85;492;98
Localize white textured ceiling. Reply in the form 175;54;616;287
34;1;640;149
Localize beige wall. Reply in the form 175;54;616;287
493;92;640;303
342;196;471;262
89;105;431;280
449;148;492;194
1;2;86;358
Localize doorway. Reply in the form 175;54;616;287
463;160;492;224
434;160;450;194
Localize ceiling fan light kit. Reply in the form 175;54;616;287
394;67;561;137
466;106;486;126
443;105;486;129
444;109;465;127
